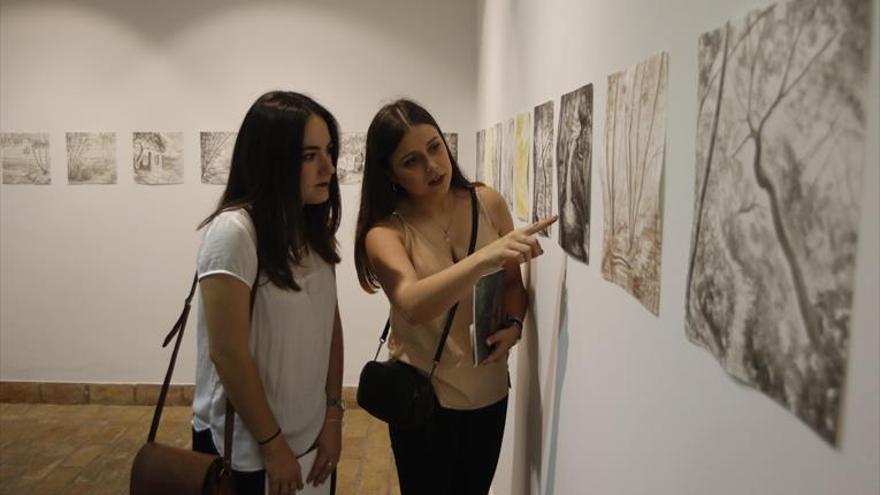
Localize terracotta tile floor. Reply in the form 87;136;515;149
0;403;400;495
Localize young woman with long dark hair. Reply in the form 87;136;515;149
354;99;556;494
192;91;345;495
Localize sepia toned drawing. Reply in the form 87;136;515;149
602;52;668;315
338;132;366;185
67;132;117;185
133;132;183;185
557;85;593;263
533;101;555;237
483;125;497;188
685;0;871;445
514;112;532;222
476;129;486;183
201;132;236;185
502;118;515;208
492;122;503;191
1;133;50;185
444;133;458;162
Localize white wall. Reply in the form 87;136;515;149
477;0;880;494
0;0;478;386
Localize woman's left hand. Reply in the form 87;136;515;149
482;325;522;365
306;414;343;487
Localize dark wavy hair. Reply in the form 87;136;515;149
354;99;472;293
200;91;341;291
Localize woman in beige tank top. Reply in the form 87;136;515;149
354;99;557;495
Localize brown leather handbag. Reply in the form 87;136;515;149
130;273;242;495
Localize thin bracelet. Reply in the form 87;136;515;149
258;427;282;446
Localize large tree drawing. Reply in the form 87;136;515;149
686;0;871;444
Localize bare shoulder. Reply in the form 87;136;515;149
474;185;513;232
365;217;405;251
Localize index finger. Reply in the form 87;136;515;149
522;215;558;235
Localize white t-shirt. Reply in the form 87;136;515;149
191;209;337;471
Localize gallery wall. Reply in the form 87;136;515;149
476;0;880;494
0;0;478;385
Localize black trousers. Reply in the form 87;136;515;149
389;396;508;495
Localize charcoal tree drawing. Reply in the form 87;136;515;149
557;84;593;262
67;132;117;184
602;52;668;315
476;129;486;183
338;132;367;185
133;132;183;185
444;133;458;162
685;0;871;444
201;132;235;185
1;133;50;184
502;118;516;208
533;100;554;237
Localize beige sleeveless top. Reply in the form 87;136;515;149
384;189;509;410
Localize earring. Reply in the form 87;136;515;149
391;183;399;193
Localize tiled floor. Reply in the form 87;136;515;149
0;403;400;495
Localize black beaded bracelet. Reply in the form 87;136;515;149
257;427;282;446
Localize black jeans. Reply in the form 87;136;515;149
389;396;508;495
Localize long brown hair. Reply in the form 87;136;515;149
354;99;472;293
200;91;341;291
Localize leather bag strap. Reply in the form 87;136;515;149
148;259;260;473
373;187;480;379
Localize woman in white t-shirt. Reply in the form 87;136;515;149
192;91;345;495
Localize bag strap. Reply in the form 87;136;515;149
373;187;480;380
147;260;260;474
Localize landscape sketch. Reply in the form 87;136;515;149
558;84;595;265
133;132;183;185
514;112;532;222
67;132;117;184
476;129;486;183
338;132;366;185
601;52;668;315
1;133;50;185
502;118;516;208
532;101;555;237
200;132;236;185
444;133;458;162
484;125;497;188
685;0;871;445
492;122;503;191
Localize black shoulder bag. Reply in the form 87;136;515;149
357;187;479;429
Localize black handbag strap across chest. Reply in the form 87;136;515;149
373;187;480;378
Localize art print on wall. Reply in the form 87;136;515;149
533;101;555;237
686;0;871;445
557;85;593;263
444;133;458;162
502;118;516;209
338;132;366;185
1;133;50;185
514;112;532;222
67;132;117;184
200;132;235;185
476;129;486;183
492;122;503;191
483;125;497;188
601;52;668;315
133;132;183;185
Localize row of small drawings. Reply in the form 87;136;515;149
0;131;459;186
